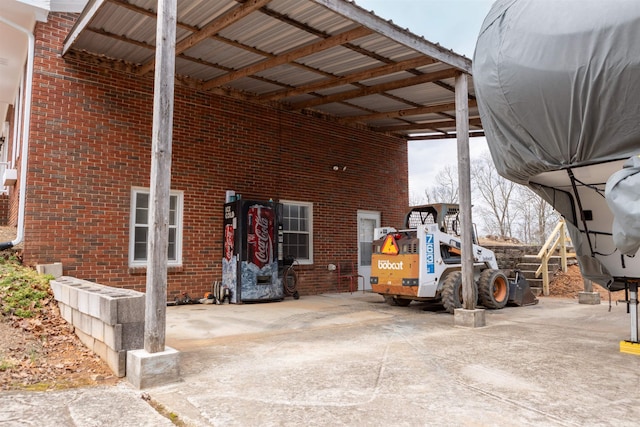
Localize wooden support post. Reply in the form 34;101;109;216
455;72;474;310
144;0;177;354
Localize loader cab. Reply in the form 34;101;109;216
404;203;478;245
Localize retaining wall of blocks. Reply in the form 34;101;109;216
50;276;145;377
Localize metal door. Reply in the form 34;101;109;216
357;210;380;291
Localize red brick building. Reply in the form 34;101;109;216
0;1;480;300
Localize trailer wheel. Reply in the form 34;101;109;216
478;269;509;309
383;295;411;306
441;271;477;314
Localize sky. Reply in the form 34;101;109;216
356;0;495;202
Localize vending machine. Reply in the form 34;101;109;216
222;199;284;303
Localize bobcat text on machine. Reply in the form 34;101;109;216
370;203;537;313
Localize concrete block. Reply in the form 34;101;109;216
93;339;108;361
76;288;90;314
58;302;73;324
106;349;127;378
75;327;95;351
69;285;78;309
127;347;181;389
73;311;93;335
117;296;146;324
454;308;486;328
91;317;104;342
99;295;118;325
121;322;145;351
578;292;601;305
36;262;63;278
88;292;103;319
104;323;123;351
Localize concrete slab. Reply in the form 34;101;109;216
1;293;639;426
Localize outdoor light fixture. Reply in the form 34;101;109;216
332;165;347;171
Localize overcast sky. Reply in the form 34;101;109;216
356;0;494;202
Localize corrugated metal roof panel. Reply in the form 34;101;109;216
184;39;265;71
58;0;481;139
298;45;382;76
255;64;328;88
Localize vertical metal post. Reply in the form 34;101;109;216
145;0;177;354
455;72;474;310
630;283;638;343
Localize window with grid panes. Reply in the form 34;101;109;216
282;201;313;264
129;187;183;267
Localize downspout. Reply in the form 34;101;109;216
0;17;34;250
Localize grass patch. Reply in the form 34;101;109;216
0;255;53;318
0;359;14;371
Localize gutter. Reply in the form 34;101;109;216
0;17;34;250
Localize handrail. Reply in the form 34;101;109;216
536;219;574;295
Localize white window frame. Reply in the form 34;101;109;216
129;186;184;268
281;200;313;265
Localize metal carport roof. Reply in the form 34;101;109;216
62;0;483;140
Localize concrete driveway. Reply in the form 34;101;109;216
147;292;640;426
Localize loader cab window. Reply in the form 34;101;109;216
281;201;313;265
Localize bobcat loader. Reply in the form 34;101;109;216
370;204;537;312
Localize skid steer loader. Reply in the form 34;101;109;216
370;204;537;312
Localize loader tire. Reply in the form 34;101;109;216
478;269;509;309
441;271;477;314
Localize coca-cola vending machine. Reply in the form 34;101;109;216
222;199;284;303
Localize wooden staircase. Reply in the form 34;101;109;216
516;219;576;296
516;255;563;296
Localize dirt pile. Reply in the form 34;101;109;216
0;294;118;391
548;264;626;301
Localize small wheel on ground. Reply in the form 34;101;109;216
440;271;477;314
477;269;509;309
383;295;411;306
393;297;411;307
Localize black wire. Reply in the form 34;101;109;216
568;168;596;256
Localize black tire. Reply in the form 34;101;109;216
440;271;477;314
283;267;298;296
383;295;411;306
477;269;509;309
394;297;411;307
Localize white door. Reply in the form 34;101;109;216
357;210;380;291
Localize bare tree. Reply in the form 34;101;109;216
424;165;459;204
471;154;517;238
512;186;560;244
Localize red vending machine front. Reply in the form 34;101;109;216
222;200;283;303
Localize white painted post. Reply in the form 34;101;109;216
145;0;177;354
455;72;474;310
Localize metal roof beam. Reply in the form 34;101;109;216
257;56;435;102
202;26;372;90
291;68;458;110
338;100;478;124
372;117;482;133
137;0;272;76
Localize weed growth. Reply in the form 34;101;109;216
0;255;53;318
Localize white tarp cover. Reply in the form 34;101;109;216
473;0;640;287
473;0;640;184
606;155;640;256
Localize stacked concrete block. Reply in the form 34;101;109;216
50;276;145;377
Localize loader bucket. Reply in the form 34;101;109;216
508;271;539;307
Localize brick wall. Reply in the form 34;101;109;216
18;14;409;300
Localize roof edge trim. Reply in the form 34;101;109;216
61;0;105;56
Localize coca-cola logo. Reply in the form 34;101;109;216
254;215;272;265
